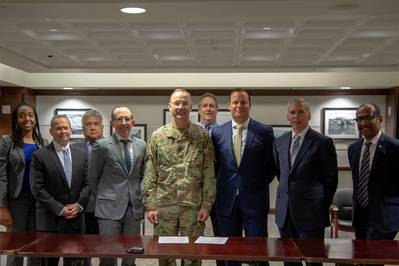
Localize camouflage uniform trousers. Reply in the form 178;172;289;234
154;205;206;266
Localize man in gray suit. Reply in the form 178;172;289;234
88;105;146;266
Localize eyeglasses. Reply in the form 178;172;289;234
354;115;377;122
171;101;191;108
113;116;132;124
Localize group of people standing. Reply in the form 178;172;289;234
0;88;399;266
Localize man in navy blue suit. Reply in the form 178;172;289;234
274;98;338;266
212;89;275;266
349;103;399;244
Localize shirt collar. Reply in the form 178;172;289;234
291;126;309;140
363;130;381;145
198;120;218;129
232;118;250;129
53;141;70;152
115;132;132;142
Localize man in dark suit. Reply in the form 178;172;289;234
88;105;146;266
212;88;275;266
73;109;104;266
73;109;104;235
349;103;399;244
274;98;338;266
30;114;90;266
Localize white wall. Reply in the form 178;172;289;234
36;94;386;208
36;94;386;137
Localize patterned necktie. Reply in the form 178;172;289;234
234;124;245;165
87;141;94;156
290;135;300;166
121;140;132;172
357;141;371;208
63;148;72;187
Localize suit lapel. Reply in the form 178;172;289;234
290;129;315;172
110;133;129;175
351;140;362;187
281;132;291;171
131;137;141;173
16;145;25;163
69;145;81;191
47;143;70;189
241;120;255;166
370;134;386;178
223;122;236;165
132;136;139;165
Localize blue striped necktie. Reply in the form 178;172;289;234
121;140;132;172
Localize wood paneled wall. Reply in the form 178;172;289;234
0;87;35;136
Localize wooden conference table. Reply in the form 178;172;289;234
2;232;399;264
294;238;399;265
0;232;49;255
16;234;301;262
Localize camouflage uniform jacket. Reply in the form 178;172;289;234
144;122;216;212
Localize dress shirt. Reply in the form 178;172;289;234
115;133;134;167
231;119;250;158
197;121;221;136
53;141;72;171
359;130;381;173
53;141;83;214
290;126;309;154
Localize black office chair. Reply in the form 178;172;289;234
330;188;354;238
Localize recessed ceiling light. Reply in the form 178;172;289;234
263;27;271;30
49;29;59;32
63;87;74;90
340;86;351;90
120;7;146;14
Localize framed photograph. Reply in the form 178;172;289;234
131;124;147;141
54;108;91;139
322;108;359;140
163;109;199;125
272;125;291;138
109;124;147;141
216;109;231;124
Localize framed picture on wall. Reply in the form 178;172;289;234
55;108;91;139
321;108;359;140
131;124;147;141
109;124;147;141
163;109;199;125
272;125;291;138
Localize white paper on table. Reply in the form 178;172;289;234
194;236;228;244
158;236;189;244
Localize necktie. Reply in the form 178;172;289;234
63;148;72;187
234;124;244;165
87;141;94;156
290;135;300;166
205;125;212;136
121;140;132;172
357;141;371;208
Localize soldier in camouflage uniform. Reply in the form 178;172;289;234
144;88;216;266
